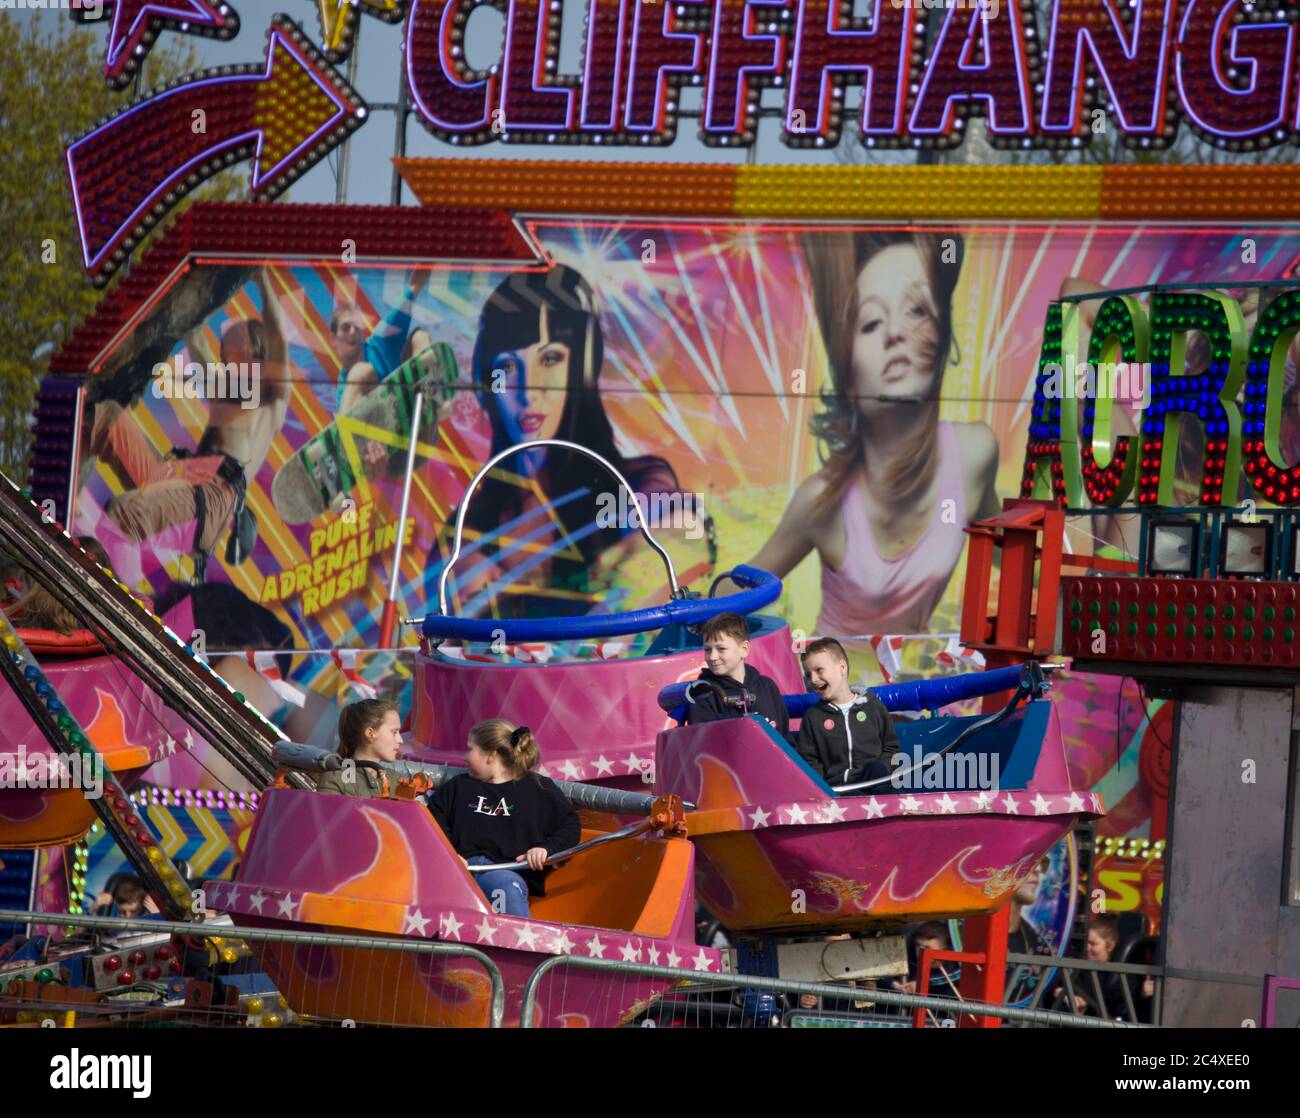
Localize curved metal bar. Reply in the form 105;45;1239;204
465;818;652;873
659;662;1035;719
271;741;691;813
437;439;681;616
832;663;1047;794
416;563;781;643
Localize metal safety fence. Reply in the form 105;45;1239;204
1005;951;1163;1026
0;910;505;1028
2;910;1156;1029
520;954;1149;1029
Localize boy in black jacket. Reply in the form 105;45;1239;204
796;637;899;790
684;612;789;736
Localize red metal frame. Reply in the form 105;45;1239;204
911;946;997;1028
960;498;1066;658
51;201;537;375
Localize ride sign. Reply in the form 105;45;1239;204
1020;287;1300;509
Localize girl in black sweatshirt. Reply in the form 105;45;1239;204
428;720;580;918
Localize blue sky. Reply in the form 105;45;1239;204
28;3;902;207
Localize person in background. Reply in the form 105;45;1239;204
316;698;404;798
893;921;955;997
105;876;159;919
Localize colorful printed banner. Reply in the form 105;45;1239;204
71;220;1300;841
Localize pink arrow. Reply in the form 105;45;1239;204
66;15;367;276
72;0;241;88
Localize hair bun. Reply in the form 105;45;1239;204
509;726;531;747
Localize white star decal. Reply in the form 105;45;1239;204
785;803;809;824
1002;793;1020;814
862;797;885;819
936;793;959;814
558;760;582;781
899;796;922;814
475;917;497;945
1066;792;1086;812
515;923;540;949
666;949;682;969
1031;793;1053;816
620;942;641;963
973;791;994;810
276;894;296;917
820;801;847;823
403;908;430;935
554;931;575;955
646;944;661;965
623;751;645;774
748;806;771;828
585;934;606;958
249;889;266;913
592;755;614;776
692;949;712;972
440;912;463;941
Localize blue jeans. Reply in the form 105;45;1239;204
466;855;531;917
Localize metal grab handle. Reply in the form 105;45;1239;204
464;817;654;874
436;438;682;617
832;661;1051;794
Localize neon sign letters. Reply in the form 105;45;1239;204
63;2;1300;278
405;0;1300;148
1021;288;1300;509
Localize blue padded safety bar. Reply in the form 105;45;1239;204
660;664;1026;722
421;564;781;642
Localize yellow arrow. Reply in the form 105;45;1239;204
314;0;406;56
148;803;187;860
189;807;232;877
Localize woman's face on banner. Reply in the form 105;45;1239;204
493;337;571;447
851;243;940;415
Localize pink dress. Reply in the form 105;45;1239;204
815;422;967;636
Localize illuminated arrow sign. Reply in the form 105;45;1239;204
66;15;367;277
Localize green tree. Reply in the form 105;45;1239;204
0;16;244;481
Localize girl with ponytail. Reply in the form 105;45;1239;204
316;698;403;798
428;719;579;917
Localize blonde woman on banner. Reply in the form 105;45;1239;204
732;231;1000;680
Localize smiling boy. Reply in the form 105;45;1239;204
684;613;789;735
797;637;899;788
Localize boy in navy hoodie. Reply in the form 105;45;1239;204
684;613;789;736
797;637;899;789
